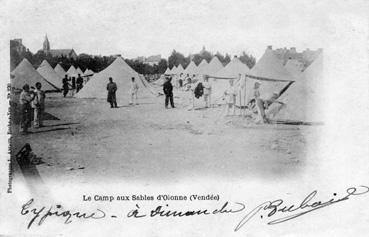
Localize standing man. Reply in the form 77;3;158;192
253;82;267;123
202;75;212;108
224;79;237;116
107;77;118;108
179;74;184;88
185;77;195;110
163;77;175;109
62;75;70;97
19;84;35;134
129;77;139;105
76;74;83;93
71;76;76;96
32;82;46;128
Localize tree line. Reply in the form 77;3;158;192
10;41;256;75
10;42;169;75
167;49;256;70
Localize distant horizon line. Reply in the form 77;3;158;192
11;37;323;60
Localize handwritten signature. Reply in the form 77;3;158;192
20;185;369;231
234;185;369;231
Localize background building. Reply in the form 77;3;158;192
10;39;27;54
270;45;323;69
41;34;78;59
133;55;162;66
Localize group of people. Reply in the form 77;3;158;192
16;72;282;135
161;73;284;123
222;79;285;122
62;74;84;97
19;83;45;134
176;73;197;89
162;75;212;110
106;77;139;108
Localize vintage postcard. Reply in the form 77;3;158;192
1;0;368;236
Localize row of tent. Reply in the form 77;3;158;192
10;56;157;99
76;57;159;99
164;47;323;122
10;47;323;122
10;59;95;91
164;56;227;77
165;52;304;81
216;48;323;122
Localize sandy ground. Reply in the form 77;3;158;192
11;89;321;185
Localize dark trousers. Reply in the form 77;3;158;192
108;92;117;108
20;104;32;132
76;84;83;93
165;93;174;108
63;88;69;97
110;101;117;108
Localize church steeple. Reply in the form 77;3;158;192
43;34;50;52
200;45;206;54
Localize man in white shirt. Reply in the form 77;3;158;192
129;77;139;105
253;82;268;123
202;76;212;108
31;82;46;128
19;84;35;134
185;78;195;110
224;79;237;116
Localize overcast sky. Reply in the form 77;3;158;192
5;0;368;59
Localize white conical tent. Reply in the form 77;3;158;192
54;64;66;78
66;65;78;77
87;69;95;75
183;61;197;75
83;68;89;76
209;57;250;104
203;56;224;75
167;67;174;74
272;53;324;122
83;68;94;76
76;67;84;76
194;59;209;75
301;53;323;86
164;67;171;74
171;65;178;75
176;64;184;75
245;49;295;102
247;49;295;81
212;57;250;78
284;59;303;79
37;60;62;89
76;57;156;101
10;58;58;92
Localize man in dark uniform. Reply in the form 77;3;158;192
163;76;175;109
62;75;70;97
106;77;118;108
19;84;35;134
71;76;76;95
76;74;83;93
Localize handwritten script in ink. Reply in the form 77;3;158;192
20;185;368;232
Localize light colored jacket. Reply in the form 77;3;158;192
130;81;139;94
19;91;34;105
32;89;45;109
